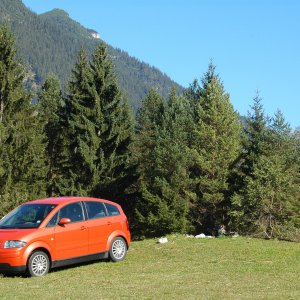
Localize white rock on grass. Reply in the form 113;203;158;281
158;237;168;244
195;233;206;238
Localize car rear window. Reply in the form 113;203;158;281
85;201;107;219
105;203;120;216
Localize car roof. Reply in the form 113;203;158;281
24;196;118;206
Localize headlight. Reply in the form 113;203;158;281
4;240;27;248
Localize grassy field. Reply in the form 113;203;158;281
0;235;299;299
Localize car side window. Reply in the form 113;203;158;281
85;201;107;219
59;202;84;223
105;203;120;216
46;212;59;227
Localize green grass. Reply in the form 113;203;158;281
0;236;299;299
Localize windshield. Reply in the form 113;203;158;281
0;204;57;229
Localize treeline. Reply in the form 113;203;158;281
0;25;299;241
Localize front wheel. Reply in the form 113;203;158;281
109;237;127;262
27;251;50;277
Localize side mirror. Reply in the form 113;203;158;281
58;218;71;226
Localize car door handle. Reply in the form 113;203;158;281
107;221;112;226
80;226;87;230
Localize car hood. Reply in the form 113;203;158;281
0;228;37;247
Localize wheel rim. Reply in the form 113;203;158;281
31;254;48;276
112;239;126;260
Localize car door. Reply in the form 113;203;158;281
54;202;89;260
84;201;113;254
104;203;122;234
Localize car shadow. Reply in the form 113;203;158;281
0;272;27;278
0;258;111;278
50;258;110;274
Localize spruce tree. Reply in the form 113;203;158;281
294;132;300;231
65;48;96;195
132;88;164;187
189;63;242;234
65;43;133;199
0;24;47;214
232;107;300;238
257;111;300;238
229;94;269;232
132;89;164;236
134;88;194;236
90;42;133;201
184;79;201;120
38;74;66;196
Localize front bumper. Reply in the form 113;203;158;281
0;248;26;274
0;263;26;274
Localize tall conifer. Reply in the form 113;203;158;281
134;88;194;236
229;94;268;232
65;43;133;199
38;74;66;196
132;89;164;235
65;48;98;194
132;88;164;186
0;25;46;213
231;105;300;237
189;64;241;233
90;43;133;200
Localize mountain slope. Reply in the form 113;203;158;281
0;0;183;111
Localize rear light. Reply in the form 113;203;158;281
126;218;130;231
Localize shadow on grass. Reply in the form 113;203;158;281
0;258;111;278
0;272;27;278
50;258;111;274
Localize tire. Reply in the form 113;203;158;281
109;237;127;262
27;251;50;277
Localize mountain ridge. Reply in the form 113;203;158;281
0;0;184;111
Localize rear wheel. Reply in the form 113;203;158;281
109;237;127;262
27;251;50;277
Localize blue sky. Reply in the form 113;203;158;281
22;0;299;129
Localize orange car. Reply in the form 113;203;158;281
0;197;131;276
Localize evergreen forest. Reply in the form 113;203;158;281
0;24;299;241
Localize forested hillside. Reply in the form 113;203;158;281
0;0;183;111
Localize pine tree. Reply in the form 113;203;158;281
232;107;300;238
229;94;269;232
131;89;164;235
64;43;133;199
133;88;194;236
132;88;164;185
257;111;300;238
90;42;134;201
65;48;97;195
38;74;66;196
0;24;47;214
150;89;194;234
294;132;300;232
184;79;201;121
189;63;242;234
